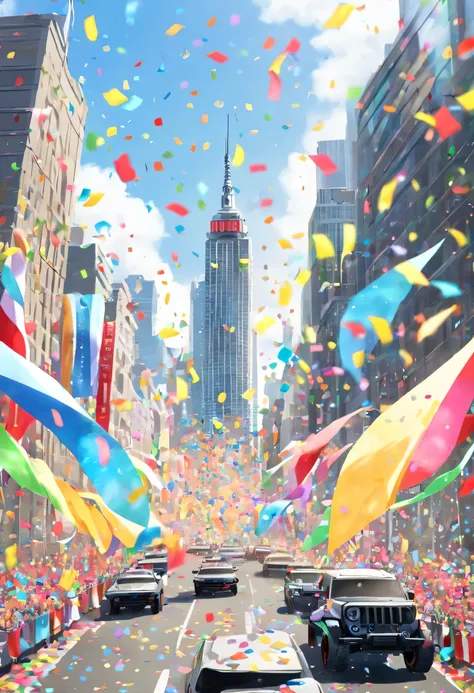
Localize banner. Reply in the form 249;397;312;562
96;321;116;432
61;294;105;398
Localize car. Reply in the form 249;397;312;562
187;544;212;556
244;545;257;560
192;563;239;596
262;552;294;576
285;561;315;574
218;547;245;565
184;629;322;693
255;545;273;563
307;568;434;673
200;555;224;567
136;549;169;584
105;569;164;615
284;568;324;615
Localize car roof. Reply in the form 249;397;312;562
201;631;301;672
326;569;395;580
265;553;293;560
121;570;154;577
288;568;321;575
286;562;315;568
199;563;235;571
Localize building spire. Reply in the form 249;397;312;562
221;114;235;210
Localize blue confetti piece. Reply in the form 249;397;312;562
175;225;185;233
282;124;289;130
192;251;199;257
234;186;240;194
164;92;171;100
176;8;184;13
202;37;208;42
280;383;290;393
78;188;91;203
122;95;144;111
157;63;165;73
146;204;153;213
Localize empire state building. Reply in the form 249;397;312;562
203;117;252;430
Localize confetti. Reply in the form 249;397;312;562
206;51;229;63
84;15;99;42
324;4;355;28
309;153;338;176
165;24;185;36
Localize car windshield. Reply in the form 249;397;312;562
199;568;233;576
289;572;322;583
116;577;156;586
331;579;404;599
196;669;301;692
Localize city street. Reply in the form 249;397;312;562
43;557;458;693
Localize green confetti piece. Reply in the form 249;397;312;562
11;162;20;171
117;46;127;54
425;194;435;209
448;145;456;156
197;200;206;210
162;150;174;159
264;114;272;121
80;269;88;279
176;183;184;193
347;86;363;100
211;69;217;80
26;250;34;261
85;132;99;152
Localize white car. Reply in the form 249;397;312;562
218;547;245;565
106;569;164;615
184;630;322;693
262;552;294;577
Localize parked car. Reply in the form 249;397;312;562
284;568;324;615
192;563;239;596
186;544;212;556
184;629;322;693
106;569;164;615
218;547;245;565
136;549;169;584
262;552;294;576
308;568;434;673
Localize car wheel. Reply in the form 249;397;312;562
308;624;316;647
195;584;201;597
110;601;119;615
263;569;268;576
231;585;237;596
151;598;160;615
321;634;349;671
404;641;435;673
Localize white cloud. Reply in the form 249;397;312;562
0;0;16;16
74;164;189;348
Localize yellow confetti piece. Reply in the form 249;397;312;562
341;223;356;279
394;261;429;286
304;326;317;343
105;125;117;138
242;388;256;400
103;88;129;107
255;316;276;335
313;233;335;259
414;111;436;127
448;227;468;247
83;192;104;207
295;268;311;286
377;177;398;212
84;15;99;42
411;179;420;192
368;316;393;345
6;51;15;59
328;341;337;350
313;122;325;131
189;367;199;384
269;52;287;75
245;103;253;111
324;4;355;29
159;327;180;339
409;231;418;242
123;80;130;91
343;383;351;390
292;232;305;239
456;89;474;111
217;392;227;403
442;45;452;59
233;143;245;167
278;283;292;306
186;103;194;109
278;238;294;250
298;359;311;374
201;114;209;124
165;23;185;36
399;349;413;367
213;419;224;430
203;141;211;150
164;293;170;305
214;100;225;108
211;262;219;268
352;350;365;368
172;137;183;145
5;544;17;571
176;376;188;402
128;485;147;503
417;305;457;342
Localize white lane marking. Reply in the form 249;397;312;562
176;599;197;651
245;608;257;634
153;668;170;693
249;579;254;598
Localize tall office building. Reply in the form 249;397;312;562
190;279;206;418
203;118;252;429
125;275;165;382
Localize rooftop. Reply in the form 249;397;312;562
327;569;395;579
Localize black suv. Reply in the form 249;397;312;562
307;569;434;673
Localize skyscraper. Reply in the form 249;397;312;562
203;117;252;430
125;275;165;383
190;279;206;418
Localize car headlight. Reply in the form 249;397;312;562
346;607;360;622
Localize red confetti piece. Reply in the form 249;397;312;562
434;105;462;141
171;252;179;262
260;198;273;208
459;475;474;498
137;311;146;320
154;117;163;126
0;216;6;225
285;38;300;54
268;70;282;101
25;321;37;335
309;153;338;176
46;132;54;143
15;76;23;86
206;51;229;63
114;153;137;183
458;36;474;57
363;199;371;213
57;157;68;172
249;164;267;173
342;321;367;338
154;161;164;171
452;184;470;195
263;36;275;50
205;613;214;622
166;202;189;216
52;521;63;537
134;61;143;67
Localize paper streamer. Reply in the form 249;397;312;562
0;342;150;527
255;500;292;536
63;294;105;397
339;241;443;382
328;336;474;553
302;506;331;551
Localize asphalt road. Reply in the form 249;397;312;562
41;557;459;693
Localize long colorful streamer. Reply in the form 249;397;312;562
328;336;474;553
339;241;443;383
0;341;150;527
302;506;331;551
